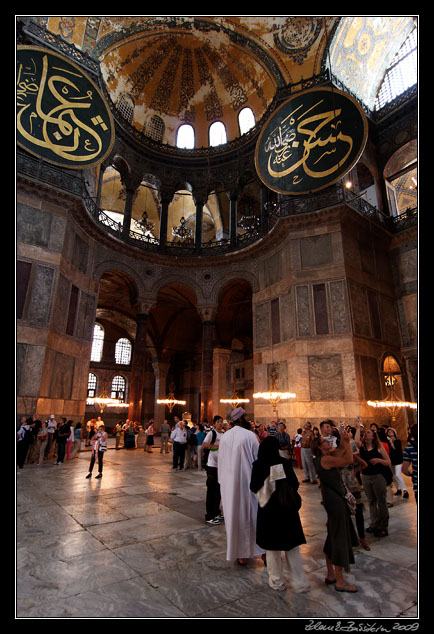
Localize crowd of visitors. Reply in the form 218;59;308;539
17;409;417;593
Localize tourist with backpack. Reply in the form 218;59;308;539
203;415;225;525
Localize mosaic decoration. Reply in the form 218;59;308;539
255;86;368;195
179;48;195;122
150;44;183;114
130;38;174;99
202;43;248;112
273;17;322;64
16;46;114;168
194;47;223;121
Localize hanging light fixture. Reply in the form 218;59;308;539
220;383;250;408
86;385;128;413
367;371;417;422
238;200;260;232
172;192;193;240
253;363;296;416
157;384;187;413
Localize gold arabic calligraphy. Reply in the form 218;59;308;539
17;52;110;164
264;99;354;182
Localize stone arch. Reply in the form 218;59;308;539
93;260;146;299
150;273;205;306
208;269;259;305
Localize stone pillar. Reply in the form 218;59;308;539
158;194;171;251
229;194;238;245
128;301;154;423
212;348;232;419
195;200;204;250
198;306;217;423
122;186;135;237
152;361;171;428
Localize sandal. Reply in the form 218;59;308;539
325;577;336;585
335;584;358;593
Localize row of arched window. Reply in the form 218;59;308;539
91;324;132;364
88;372;126;401
117;94;256;148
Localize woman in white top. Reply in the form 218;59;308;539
85;425;108;479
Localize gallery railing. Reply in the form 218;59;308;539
17;149;417;257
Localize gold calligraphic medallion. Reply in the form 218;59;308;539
255;86;368;195
17;46;115;169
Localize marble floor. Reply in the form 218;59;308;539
15;440;418;620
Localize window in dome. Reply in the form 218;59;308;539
145;115;165;142
87;373;97;398
176;124;195;149
91;324;104;362
374;27;417;110
115;338;132;365
209;121;227;147
238;107;255;135
111;375;126;401
117;94;135;124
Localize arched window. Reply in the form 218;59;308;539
111;375;126;401
117;94;135;124
87;373;97;397
238;107;255;135
145;115;165;142
374;26;417;110
176;124;195;149
209;121;227;147
115;338;132;365
91;324;104;362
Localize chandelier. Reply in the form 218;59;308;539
86;386;128;413
172;216;193;240
253;363;296;415
157;384;187;413
136;210;155;237
367;372;417;422
220;383;250;408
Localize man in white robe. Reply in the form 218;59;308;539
218;407;265;563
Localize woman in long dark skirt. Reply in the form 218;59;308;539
250;436;310;592
312;428;360;593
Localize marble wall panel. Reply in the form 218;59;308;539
296;286;312;336
51;274;70;334
348;280;371;337
280;289;295;341
308;354;344;401
17;344;46;397
50;352;75;400
255;302;270;349
359;240;376;275
75;291;97;342
300;233;332;269
312;283;329;335
271;297;281;344
27;265;55;325
72;233;90;274
379;295;402;346
17;203;66;252
268;361;288;391
329;280;349;334
359;355;382;400
367;290;382;340
263;247;289;286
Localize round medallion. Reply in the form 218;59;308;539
255;86;368;195
17;46;115;169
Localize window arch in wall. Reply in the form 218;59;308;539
115;337;132;364
238;107;255;135
176;124;195;149
111;375;126;402
88;372;97;397
117;93;135;124
144;115;165;142
209;121;227;147
91;324;104;362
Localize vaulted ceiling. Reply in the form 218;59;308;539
28;16;416;147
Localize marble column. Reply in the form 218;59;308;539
158;195;171;252
128;311;149;423
152;361;171;428
195;200;204;250
198;306;217;423
212;348;232;419
229;195;238;246
122;186;135;237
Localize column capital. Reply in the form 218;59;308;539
134;298;155;315
197;305;218;323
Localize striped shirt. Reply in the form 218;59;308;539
402;443;418;493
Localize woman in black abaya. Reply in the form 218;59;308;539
250;436;310;592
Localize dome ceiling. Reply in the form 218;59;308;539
28;16;416;147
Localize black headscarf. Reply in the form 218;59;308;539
250;436;283;493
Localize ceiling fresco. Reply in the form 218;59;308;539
29;16;416;146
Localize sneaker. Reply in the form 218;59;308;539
86;473;92;479
95;473;102;479
215;514;224;521
206;518;221;525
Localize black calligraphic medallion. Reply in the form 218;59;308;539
17;46;115;169
255;86;368;195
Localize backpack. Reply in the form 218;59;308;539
202;430;216;466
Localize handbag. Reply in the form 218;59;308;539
343;486;357;515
